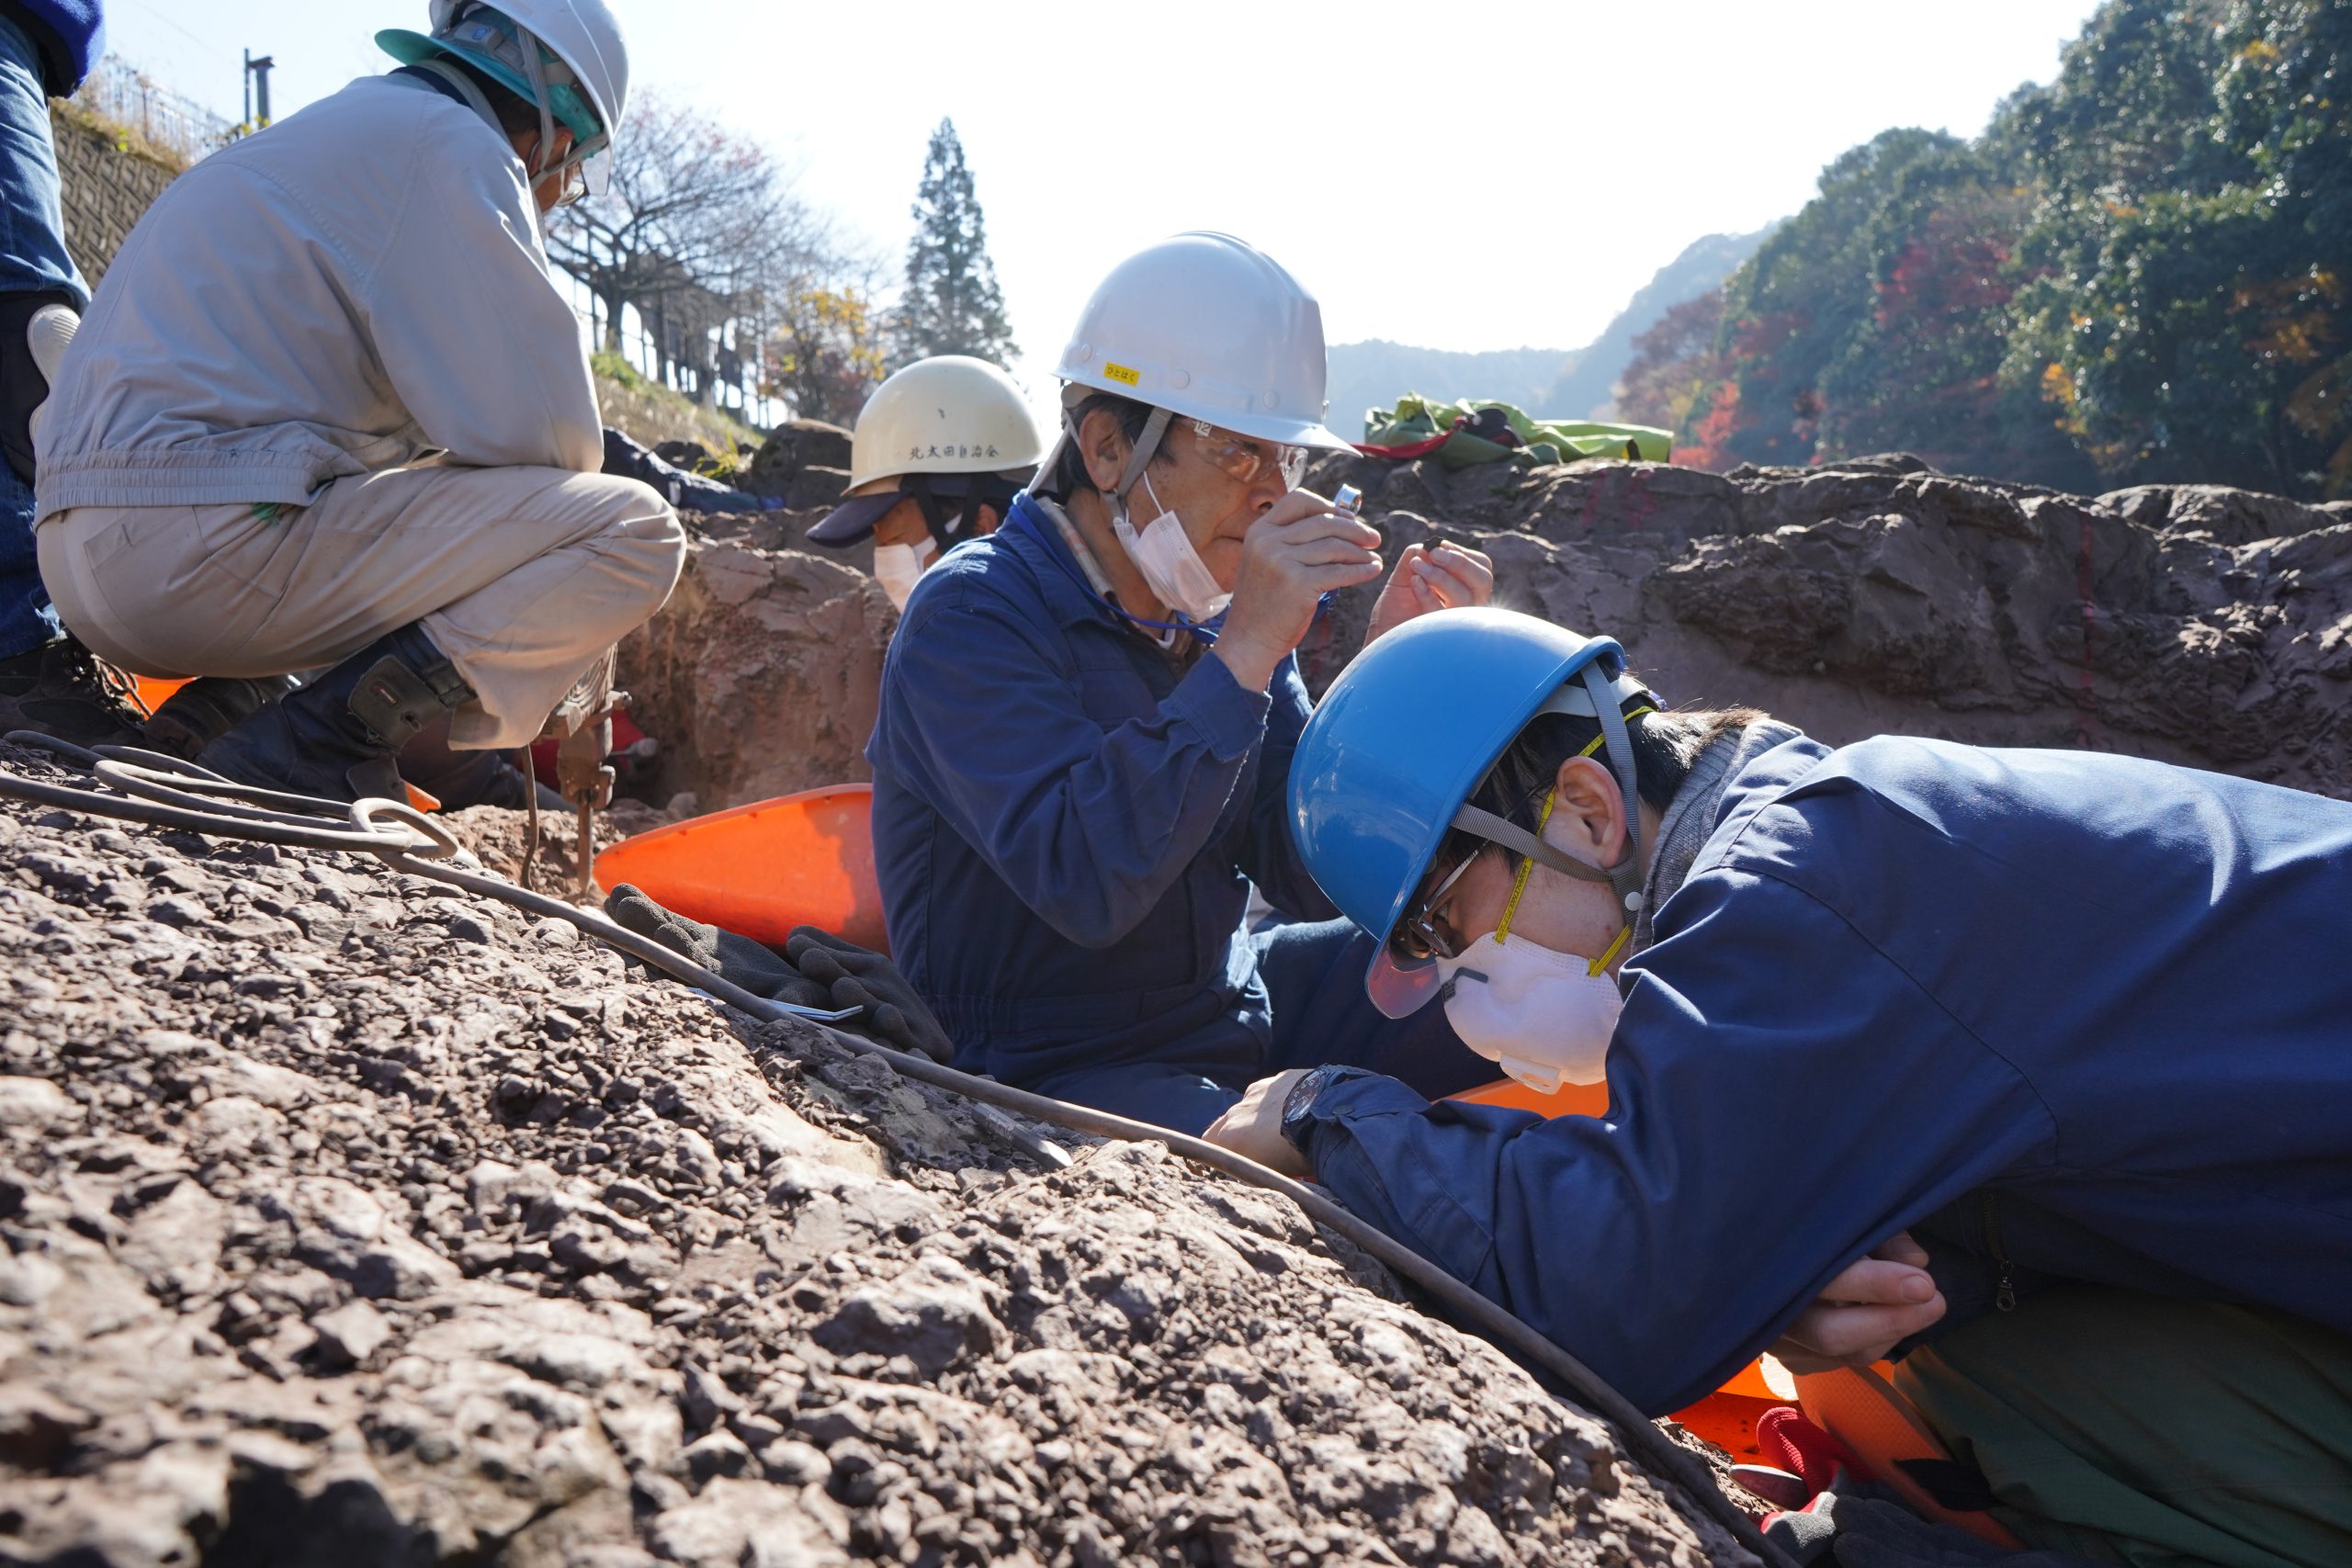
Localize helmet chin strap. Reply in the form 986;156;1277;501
413;59;503;136
452;4;607;207
1449;662;1648;920
1110;407;1172;502
514;14;562;189
1585;660;1647;919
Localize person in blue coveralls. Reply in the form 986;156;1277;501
1204;605;2352;1564
0;0;145;745
863;231;1498;1134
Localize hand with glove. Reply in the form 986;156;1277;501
782;925;956;1065
606;883;829;1010
604;886;955;1064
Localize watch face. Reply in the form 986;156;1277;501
1280;1064;1346;1145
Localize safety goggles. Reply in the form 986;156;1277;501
1182;419;1307;490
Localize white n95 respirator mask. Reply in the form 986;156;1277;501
1437;931;1626;1095
1434;783;1632;1094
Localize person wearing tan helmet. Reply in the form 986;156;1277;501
806;355;1046;613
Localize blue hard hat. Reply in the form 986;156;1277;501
1289;607;1631;1018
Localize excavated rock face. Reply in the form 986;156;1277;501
0;745;1750;1566
619;511;896;813
1295;454;2352;799
626;458;2351;815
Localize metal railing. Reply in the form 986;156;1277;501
68;55;240;167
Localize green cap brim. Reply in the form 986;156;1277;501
376;28;444;68
374;28;603;143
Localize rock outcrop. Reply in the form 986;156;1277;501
743;421;855;512
619;511;896;812
0;740;1748;1565
1294;453;2352;799
623;457;2351;816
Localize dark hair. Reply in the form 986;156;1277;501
1044;390;1176;499
1413;696;1769;913
446;58;548;141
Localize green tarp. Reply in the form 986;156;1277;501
1363;394;1673;469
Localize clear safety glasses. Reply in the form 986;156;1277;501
1393;849;1479;964
1184;419;1307;490
1391;731;1615;963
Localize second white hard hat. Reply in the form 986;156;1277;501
808;355;1045;547
1053;231;1353;452
849;355;1046;491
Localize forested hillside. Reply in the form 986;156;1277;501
1629;0;2348;499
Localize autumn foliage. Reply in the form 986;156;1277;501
1633;0;2351;499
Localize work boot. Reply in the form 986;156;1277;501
398;710;565;811
0;634;147;748
198;624;475;804
142;673;304;761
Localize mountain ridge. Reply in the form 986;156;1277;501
1324;224;1778;438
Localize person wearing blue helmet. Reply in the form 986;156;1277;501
1205;606;2352;1562
33;1;682;805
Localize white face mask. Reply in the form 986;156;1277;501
874;536;936;612
1437;930;1627;1095
1110;473;1230;622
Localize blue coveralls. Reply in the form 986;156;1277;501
0;0;97;659
865;492;1487;1133
1286;734;2352;1415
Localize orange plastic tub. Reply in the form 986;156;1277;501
132;675;187;715
593;784;889;953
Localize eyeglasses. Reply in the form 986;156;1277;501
1391;848;1481;963
1184;419;1307;490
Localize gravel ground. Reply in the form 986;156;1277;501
0;738;1750;1567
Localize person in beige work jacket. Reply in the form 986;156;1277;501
30;0;684;801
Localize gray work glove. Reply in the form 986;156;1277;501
604;886;955;1064
783;925;956;1065
606;883;828;1010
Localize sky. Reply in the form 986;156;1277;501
106;0;2105;378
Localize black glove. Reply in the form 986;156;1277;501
784;925;956;1064
605;884;828;1010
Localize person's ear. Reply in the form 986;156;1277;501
1550;754;1628;867
1078;409;1132;494
973;503;1001;536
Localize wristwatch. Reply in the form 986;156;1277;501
1279;1063;1367;1154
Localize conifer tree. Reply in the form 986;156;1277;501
892;119;1017;368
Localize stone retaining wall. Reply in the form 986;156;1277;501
51;105;182;291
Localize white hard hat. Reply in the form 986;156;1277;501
1054;231;1352;452
809;356;1044;547
381;0;631;195
849;355;1045;491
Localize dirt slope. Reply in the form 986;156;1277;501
0;739;1748;1567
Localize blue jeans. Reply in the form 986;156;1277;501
0;13;91;660
1027;918;1494;1135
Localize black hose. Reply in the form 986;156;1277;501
0;732;1786;1567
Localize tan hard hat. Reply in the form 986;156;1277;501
848;355;1046;491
